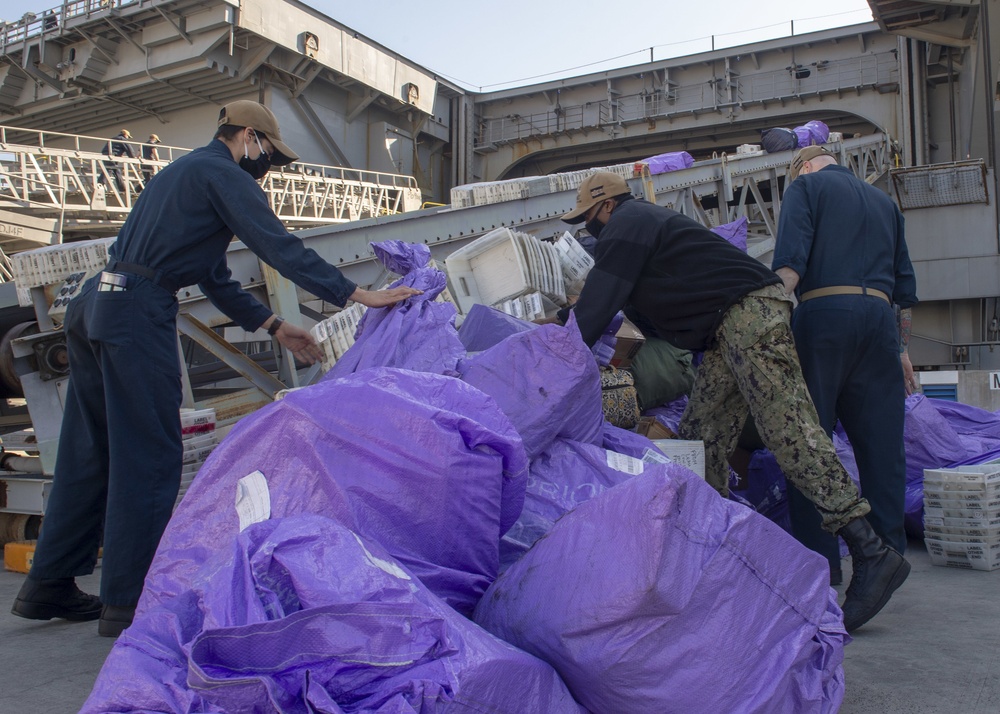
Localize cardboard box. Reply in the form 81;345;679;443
636;416;678;441
611;317;646;369
4;541;36;574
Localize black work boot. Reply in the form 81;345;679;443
838;517;910;632
11;577;102;621
98;604;136;638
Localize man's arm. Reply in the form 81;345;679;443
898;307;917;395
775;266;800;296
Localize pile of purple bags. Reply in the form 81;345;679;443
83;242;847;713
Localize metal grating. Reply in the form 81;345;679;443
890;160;989;211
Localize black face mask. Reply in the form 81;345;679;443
239;133;271;180
585;201;608;238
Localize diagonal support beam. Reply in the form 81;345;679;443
154;7;192;44
176;312;285;399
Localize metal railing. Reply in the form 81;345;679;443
477;51;900;146
1;0;140;50
0;125;421;229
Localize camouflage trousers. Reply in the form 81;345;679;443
677;284;870;533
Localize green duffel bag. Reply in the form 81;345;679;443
600;366;641;429
628;336;696;410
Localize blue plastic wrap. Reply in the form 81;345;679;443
476;467;847;713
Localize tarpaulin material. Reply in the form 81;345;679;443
794;120;831;148
501;437;652;568
902;394;1000;537
475;467;847;714
711;215;749;252
457;303;536;353
458;314;604;459
145;369;526;618
328;241;466;378
642;150;695;175
84;515;584;713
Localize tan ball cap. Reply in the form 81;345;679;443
562;171;631;224
788;145;835;181
218;100;300;166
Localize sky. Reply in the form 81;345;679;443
3;0;876;90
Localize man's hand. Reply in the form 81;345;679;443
901;352;918;396
533;316;562;325
350;286;423;308
274;321;324;365
774;266;800;296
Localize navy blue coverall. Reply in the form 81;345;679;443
29;139;358;607
773;163;917;562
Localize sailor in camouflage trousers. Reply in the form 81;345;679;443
677;284;869;532
557;172;910;632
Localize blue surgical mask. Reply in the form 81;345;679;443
239;133;271;180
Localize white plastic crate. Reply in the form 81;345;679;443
923;523;1000;543
923;492;1000;510
923;512;1000;530
553;231;594;295
446;227;531;314
924;502;1000;520
925;536;1000;571
445;227;565;315
923;465;1000;494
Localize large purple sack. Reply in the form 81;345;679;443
794;120;830;148
143;369;526;618
475;466;847;714
457;303;536;353
458;316;604;459
328;241;465;377
501;437;655;568
84;515;584;713
643;150;694;174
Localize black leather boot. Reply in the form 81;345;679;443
98;604;136;638
11;577;102;621
838;517;910;632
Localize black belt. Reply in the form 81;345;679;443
105;260;179;294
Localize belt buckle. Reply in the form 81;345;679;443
98;271;127;292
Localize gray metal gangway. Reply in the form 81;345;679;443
0;124;423;241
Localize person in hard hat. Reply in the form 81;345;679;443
11;101;422;638
97;128;134;192
551;170;910;633
141;133;161;185
772;145;917;583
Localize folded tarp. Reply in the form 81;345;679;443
84;515;584;713
476;466;847;714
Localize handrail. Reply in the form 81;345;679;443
0;123;421;229
1;0;141;50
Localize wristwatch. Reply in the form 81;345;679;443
267;316;284;336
